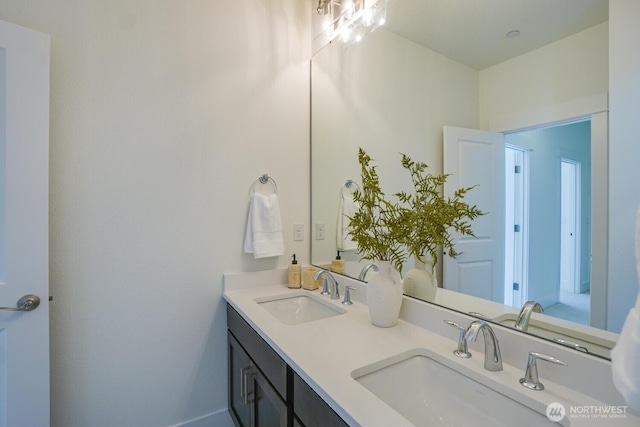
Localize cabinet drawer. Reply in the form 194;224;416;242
293;373;348;427
227;304;288;399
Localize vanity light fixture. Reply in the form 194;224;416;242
316;0;387;45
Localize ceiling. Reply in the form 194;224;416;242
384;0;609;70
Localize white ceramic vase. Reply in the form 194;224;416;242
366;261;403;327
402;256;438;302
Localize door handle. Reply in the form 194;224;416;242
0;294;41;311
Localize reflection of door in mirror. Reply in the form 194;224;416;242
442;126;505;304
560;158;581;294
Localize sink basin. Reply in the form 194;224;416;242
255;292;346;325
352;349;562;427
492;313;614;358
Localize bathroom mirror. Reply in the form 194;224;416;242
310;0;617;359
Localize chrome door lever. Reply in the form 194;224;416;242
0;294;41;312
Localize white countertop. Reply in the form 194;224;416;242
223;269;640;427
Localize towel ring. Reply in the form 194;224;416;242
251;174;278;195
341;179;360;196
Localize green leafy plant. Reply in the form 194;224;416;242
348;148;484;275
395;153;484;269
348;148;409;273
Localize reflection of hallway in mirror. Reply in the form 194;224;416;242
504;120;592;323
544;289;590;326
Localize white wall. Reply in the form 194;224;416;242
608;0;640;332
0;1;310;426
311;28;479;268
479;22;608;131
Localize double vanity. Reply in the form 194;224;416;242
224;268;639;426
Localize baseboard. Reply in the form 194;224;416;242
580;280;591;294
169;409;234;427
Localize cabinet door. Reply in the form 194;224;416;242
293;373;348;427
227;305;288;398
250;368;288;427
229;332;252;427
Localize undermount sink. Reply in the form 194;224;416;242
255;292;346;325
492;313;614;358
352;348;564;427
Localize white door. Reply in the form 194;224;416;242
443;126;505;303
0;20;50;427
560;159;581;293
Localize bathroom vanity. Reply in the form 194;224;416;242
228;305;347;426
224;269;640;426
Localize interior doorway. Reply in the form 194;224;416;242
503;120;591;325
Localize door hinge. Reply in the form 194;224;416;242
513;283;520;291
514;224;521;232
514;165;521;173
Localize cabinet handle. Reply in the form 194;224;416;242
240;367;250;403
246;371;256;404
241;367;256;405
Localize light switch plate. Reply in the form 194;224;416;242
316;222;325;240
293;223;304;241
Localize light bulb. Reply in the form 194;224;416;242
344;0;354;17
362;9;373;26
341;27;352;43
322;15;332;31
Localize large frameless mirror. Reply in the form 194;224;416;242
311;0;616;359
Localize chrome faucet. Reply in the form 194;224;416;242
313;270;340;300
464;321;503;371
358;263;379;281
515;301;543;331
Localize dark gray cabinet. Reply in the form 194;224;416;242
227;304;347;427
228;332;253;426
228;306;288;427
228;332;288;426
293;373;348;427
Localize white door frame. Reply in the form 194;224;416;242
504;145;530;308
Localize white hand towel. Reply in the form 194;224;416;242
337;192;359;251
611;208;640;410
244;192;284;259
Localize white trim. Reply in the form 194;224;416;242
168;409;235;427
590;111;608;330
488;92;608;133
503;145;531;309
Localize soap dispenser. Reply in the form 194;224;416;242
288;254;302;289
331;251;345;274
